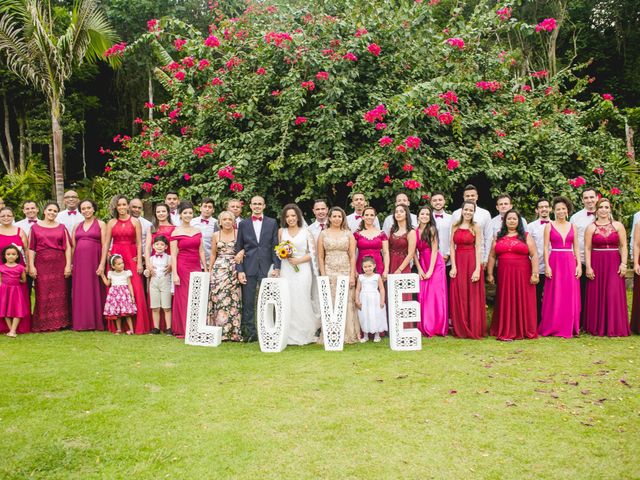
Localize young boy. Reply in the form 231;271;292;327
144;235;173;335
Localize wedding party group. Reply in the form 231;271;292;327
0;184;639;344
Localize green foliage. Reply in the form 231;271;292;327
102;1;637;217
0;157;52;208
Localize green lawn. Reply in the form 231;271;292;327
1;332;638;479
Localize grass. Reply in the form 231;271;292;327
1;332;639;479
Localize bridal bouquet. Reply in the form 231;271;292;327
274;240;298;272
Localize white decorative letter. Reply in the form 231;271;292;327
387;273;422;351
185;272;222;347
257;278;291;353
316;275;348;351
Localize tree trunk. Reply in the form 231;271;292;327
2;93;15;173
0;136;8;172
148;69;154;121
626;120;635;163
82;125;87;178
51;98;65;206
15;106;26;173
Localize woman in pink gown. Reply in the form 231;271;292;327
29;202;72;332
99;195;150;334
353;206;389;275
539;197;581;338
449;201;486;339
414;205;448;337
584;198;630;336
487;210;539;341
0;207;31;333
170;202;206;338
632;225;640;334
71;200;105;331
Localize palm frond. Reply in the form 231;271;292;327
0;12;38;84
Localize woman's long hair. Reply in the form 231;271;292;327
151;202;173;232
497;209;526;243
328;206;348;231
280;203;304;228
357;206;377;231
418;205;439;246
453;200;477;230
391;204;413;235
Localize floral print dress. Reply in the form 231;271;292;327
208;238;243;341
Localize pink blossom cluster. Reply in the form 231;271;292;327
198;59;210;70
363;104;387;123
379;136;393;147
343;52;358;62
437;111;454;125
601;93;614;101
301;80;315;91
193;144;214;158
295;116;307;125
568;176;586;188
446;38;465;49
104;42;126;58
141;182;154;193
535;18;557;33
354;28;368;38
375;123;386;130
496;7;512;21
204;35;220;48
476;81;502;92
610;187;621;195
230;182;244;192
423;104;440;117
447;158;460;171
256;67;266;75
147;19;159;32
264;31;293;47
513;94;526;103
174;38;187;51
404;180;421;190
531;69;548;78
316;71;329;81
402;163;414;172
404;136;421;149
593;167;604;175
438;91;458;105
218;165;236;179
174;71;185;81
368;43;381;57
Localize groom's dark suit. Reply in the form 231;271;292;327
235;215;281;341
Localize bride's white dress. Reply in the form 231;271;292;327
281;227;320;345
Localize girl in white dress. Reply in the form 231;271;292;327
279;204;321;345
355;256;387;342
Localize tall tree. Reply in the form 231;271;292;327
0;0;116;204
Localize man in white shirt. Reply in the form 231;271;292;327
570;187;598;327
308;199;330;242
382;193;418;236
226;198;243;227
527;198;551;323
14;200;39;238
630;211;640;257
450;185;493;264
129;198;153;252
191;197;219;266
165;191;181;225
430;192;452;264
487;194;528;259
346;192;380;233
56;190;83;234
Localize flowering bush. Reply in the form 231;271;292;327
101;2;635;216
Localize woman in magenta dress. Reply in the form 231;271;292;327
584;198;630;336
170;202;206;338
99;195;150;334
29;202;72;332
414;205;448;337
449;201;486;339
353;206;389;276
388;205;416;275
71;199;105;331
0;207;31;334
632;225;640;334
539;196;581;338
487;209;539;341
145;203;175;260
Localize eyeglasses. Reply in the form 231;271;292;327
64;196;79;199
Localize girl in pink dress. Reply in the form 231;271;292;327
584;198;630;336
101;254;137;334
0;207;31;334
170;202;206;338
29;202;72;332
353;206;389;275
99;195;150;334
0;245;29;337
414;205;448;337
539;197;581;338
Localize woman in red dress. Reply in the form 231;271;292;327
487;209;539;341
0;207;31;334
29;202;71;332
170;202;206;338
354;206;389;276
99;195;150;334
145;203;176;260
449;201;486;339
388;205;416;275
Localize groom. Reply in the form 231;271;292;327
235;195;281;342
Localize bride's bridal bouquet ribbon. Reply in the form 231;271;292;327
274;240;298;272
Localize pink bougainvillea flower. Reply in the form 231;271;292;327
610;187;621;195
379;136;393;147
134;117;144;125
104;166;112;173
218;165;236;179
423;104;440;117
104;42;126;58
197;59;210;70
295;116;308;125
165;61;181;72
402;163;414;172
568;176;586;188
256;67;267;75
154;175;160;180
531;69;549;78
141;182;154;193
211;77;224;86
204;35;221;47
181;56;195;68
421;193;431;200
343;52;358;61
355;28;368;37
383;175;392;184
231;112;243;119
447;158;460;171
147;19;159;32
545;86;554;96
368;43;381;57
496;6;512;21
229;182;244;192
438;111;454;125
174;71;186;81
405;136;421;149
375;122;387;130
264;31;293;47
225;57;241;71
495;129;506;137
593;167;604;175
532;120;542;128
535;18;557;33
346;181;354;187
521;85;532;92
363;104;387;123
396;144;407;153
476;80;502;92
183;173;191;181
446;37;465;49
316;71;329;81
439;91;458;105
144;102;155;109
301;80;315;91
322;49;334;56
271;90;281;96
513;94;526;103
601;93;614;101
493;150;505;158
562;108;576;115
158;160;167;167
193;144;214;158
168;108;180;120
403;179;421;190
174;38;187;51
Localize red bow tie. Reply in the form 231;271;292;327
154;253;164;258
355;215;362;220
252;216;263;222
171;210;176;215
28;219;37;224
320;223;326;230
435;214;443;219
540;220;550;224
68;210;77;215
587;211;595;216
201;219;209;224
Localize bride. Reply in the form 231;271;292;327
278;203;320;345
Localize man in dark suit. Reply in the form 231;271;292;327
235;195;281;342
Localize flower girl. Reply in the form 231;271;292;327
101;254;137;335
355;256;388;342
0;245;28;337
